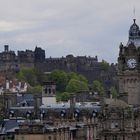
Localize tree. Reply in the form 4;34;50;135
67;72;88;83
100;60;110;71
16;68;38;86
110;86;118;98
67;72;79;81
48;70;88;94
66;79;89;93
78;74;88;84
48;70;68;92
60;92;71;101
34;69;48;85
27;85;42;94
92;80;104;94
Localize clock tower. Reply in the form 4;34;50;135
118;19;140;105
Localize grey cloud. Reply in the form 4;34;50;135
0;0;140;63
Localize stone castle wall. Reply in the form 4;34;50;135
0;45;117;89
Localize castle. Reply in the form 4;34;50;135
1;18;140;140
0;45;117;89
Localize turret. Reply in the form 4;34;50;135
127;19;140;47
4;45;9;52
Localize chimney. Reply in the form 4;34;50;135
19;82;21;91
70;94;76;119
6;80;9;90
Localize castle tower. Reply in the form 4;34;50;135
4;45;9;52
118;19;140;105
34;46;45;62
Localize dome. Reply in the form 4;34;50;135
127;19;140;48
129;19;140;39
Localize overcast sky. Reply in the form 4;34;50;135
0;0;139;63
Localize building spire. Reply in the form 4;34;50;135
133;6;136;19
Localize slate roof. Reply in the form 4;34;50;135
0;119;22;135
40;102;101;111
104;98;128;108
16;93;34;106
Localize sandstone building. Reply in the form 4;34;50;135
118;19;140;105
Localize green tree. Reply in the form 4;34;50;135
67;72;79;81
66;79;89;93
78;74;88;84
92;80;104;94
60;92;71;101
34;69;48;85
16;68;38;86
48;70;68;92
100;60;110;71
27;85;42;94
110;86;118;98
67;72;88;83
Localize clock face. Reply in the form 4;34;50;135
127;58;137;69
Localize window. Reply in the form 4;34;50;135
49;88;51;94
44;88;47;94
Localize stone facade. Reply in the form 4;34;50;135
18;49;35;68
0;45;117;89
42;82;56;105
15;122;92;140
0;45;18;75
0;46;45;74
118;19;140;105
36;55;117;86
98;105;140;140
